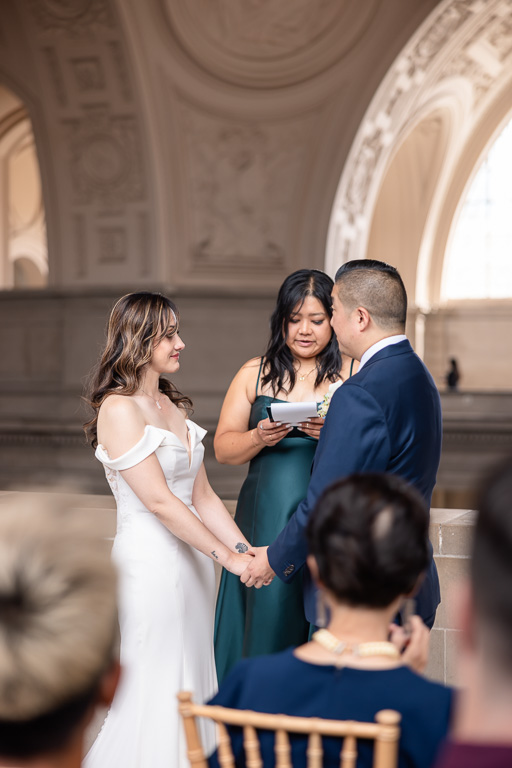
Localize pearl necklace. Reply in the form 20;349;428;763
140;387;162;410
312;628;400;659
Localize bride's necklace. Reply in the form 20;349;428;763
140;387;162;410
312;628;400;659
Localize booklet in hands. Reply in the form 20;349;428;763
266;401;319;427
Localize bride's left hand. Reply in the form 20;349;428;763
225;551;255;577
297;416;325;440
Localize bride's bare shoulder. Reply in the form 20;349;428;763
98;394;145;432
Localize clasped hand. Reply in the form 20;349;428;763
240;546;276;588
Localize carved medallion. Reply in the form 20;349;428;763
71;57;106;92
66;111;144;205
164;0;378;87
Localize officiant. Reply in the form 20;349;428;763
213;269;356;682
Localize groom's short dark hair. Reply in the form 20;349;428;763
334;259;407;330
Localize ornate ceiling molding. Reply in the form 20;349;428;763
162;0;378;89
326;0;512;281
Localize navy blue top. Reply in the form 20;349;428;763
208;649;452;768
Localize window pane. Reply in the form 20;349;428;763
442;118;512;300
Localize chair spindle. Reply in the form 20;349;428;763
176;691;208;768
340;733;357;768
243;724;263;768
275;728;292;768
217;721;235;768
373;710;401;768
306;731;323;768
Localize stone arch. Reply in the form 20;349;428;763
365;104;455;302
13;256;47;288
326;0;512;310
0;85;48;289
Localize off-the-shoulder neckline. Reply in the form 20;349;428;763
97;420;203;466
98;421;192;444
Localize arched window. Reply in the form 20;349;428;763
0;84;47;289
442;116;512;301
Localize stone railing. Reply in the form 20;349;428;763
0;491;470;686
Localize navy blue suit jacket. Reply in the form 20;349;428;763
267;340;442;625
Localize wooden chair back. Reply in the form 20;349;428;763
178;691;401;768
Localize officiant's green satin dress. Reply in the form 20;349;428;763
214;394;316;684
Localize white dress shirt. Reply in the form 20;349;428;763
358;335;407;372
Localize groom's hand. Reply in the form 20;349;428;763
240;546;275;588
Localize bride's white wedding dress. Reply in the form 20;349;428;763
85;421;217;768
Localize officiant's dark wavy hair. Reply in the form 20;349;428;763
261;269;341;396
83;292;192;448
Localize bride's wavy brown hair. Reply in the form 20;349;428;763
83;292;192;448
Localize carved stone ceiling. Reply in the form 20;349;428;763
326;0;512;276
162;0;378;88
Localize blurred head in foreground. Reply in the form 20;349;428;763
470;458;512;678
434;458;512;767
0;496;119;766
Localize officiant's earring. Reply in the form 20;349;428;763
316;591;327;628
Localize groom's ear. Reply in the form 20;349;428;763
355;306;371;331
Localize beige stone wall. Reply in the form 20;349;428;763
0;290;274;497
424;304;512;391
1;286;511;507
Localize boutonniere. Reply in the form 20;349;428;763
317;380;343;418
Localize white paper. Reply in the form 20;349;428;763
269;401;318;426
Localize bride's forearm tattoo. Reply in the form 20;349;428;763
235;542;248;553
211;551;219;560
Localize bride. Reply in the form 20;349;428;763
83;292;253;768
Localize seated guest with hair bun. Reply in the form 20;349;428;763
209;474;453;768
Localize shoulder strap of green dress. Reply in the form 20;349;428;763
255;356;265;397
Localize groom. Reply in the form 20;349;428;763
241;259;442;628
